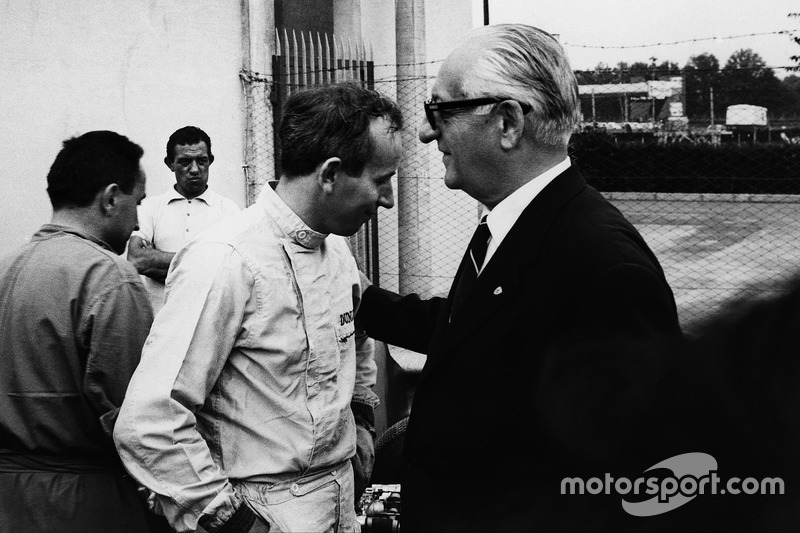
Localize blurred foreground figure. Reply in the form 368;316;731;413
652;278;800;532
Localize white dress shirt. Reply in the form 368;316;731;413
480;157;571;273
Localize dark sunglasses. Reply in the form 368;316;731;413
424;97;532;129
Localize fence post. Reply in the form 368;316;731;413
395;0;431;296
242;0;276;205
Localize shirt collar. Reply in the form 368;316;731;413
257;181;328;249
34;223;116;253
166;185;212;205
485;157;571;247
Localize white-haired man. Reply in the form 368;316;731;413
357;24;682;532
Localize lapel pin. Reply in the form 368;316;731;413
493;286;503;295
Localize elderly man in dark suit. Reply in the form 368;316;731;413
357;24;683;532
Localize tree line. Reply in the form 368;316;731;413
575;49;800;121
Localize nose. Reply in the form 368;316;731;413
189;160;200;174
418;117;438;144
378;183;395;209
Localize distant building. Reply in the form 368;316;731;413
579;77;684;125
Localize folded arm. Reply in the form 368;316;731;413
127;235;175;282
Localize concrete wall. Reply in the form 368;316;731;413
0;1;247;254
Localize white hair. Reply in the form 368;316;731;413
458;24;581;147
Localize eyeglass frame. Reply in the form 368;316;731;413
423;97;532;130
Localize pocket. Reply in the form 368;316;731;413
334;322;355;347
286;472;342;530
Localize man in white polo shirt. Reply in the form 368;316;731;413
127;126;240;312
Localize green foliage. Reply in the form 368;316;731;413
790;13;800;70
569;134;800;193
578;47;800;120
720;49;786;113
684;53;721;118
682;49;797;119
576;60;681;85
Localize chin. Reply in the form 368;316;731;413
443;173;462;191
330;225;360;237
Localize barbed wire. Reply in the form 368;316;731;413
564;30;793;50
251;28;799;76
581;65;798;73
242;25;800;84
372;59;444;68
243;64;797;82
240;66;437;84
241;68;797;87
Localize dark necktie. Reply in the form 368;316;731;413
451;216;491;319
468;215;491;276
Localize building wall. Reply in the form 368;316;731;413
0;0;477;293
0;1;247;254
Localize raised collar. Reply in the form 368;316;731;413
256;181;328;249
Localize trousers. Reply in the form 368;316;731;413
236;461;357;532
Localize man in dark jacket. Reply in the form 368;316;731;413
357;24;682;532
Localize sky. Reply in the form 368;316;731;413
471;0;798;74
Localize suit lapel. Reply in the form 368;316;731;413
421;167;587;379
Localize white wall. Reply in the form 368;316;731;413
0;1;247;254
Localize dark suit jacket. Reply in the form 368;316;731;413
359;168;686;532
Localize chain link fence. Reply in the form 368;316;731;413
243;63;800;329
571;65;800;327
372;76;482;301
240;69;276;203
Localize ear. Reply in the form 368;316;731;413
317;157;342;194
496;100;527;150
164;156;174;171
100;183;121;215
